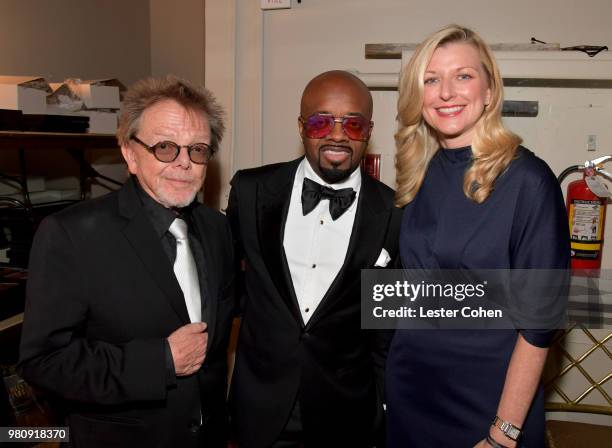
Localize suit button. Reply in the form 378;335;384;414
300;331;309;341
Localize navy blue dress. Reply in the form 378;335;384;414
386;146;569;447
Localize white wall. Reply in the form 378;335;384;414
259;0;612;168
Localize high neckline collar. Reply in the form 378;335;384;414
439;145;472;163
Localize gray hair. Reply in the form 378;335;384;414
117;75;225;152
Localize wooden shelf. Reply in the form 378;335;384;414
365;42;561;59
0;312;23;333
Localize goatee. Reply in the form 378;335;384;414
318;166;353;184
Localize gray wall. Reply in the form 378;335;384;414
150;0;205;84
0;0;152;85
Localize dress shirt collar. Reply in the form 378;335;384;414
133;176;191;238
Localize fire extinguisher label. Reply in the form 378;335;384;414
569;199;604;259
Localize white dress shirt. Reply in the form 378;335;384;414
283;159;361;324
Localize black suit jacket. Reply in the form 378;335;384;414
227;158;401;448
18;177;235;448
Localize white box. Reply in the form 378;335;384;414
72;79;125;109
0;76;50;114
77;109;118;134
45;104;118;134
47;82;83;111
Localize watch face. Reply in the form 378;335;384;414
494;417;522;441
507;427;521;440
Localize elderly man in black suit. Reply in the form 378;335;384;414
227;70;401;448
18;76;235;448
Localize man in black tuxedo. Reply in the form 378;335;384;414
18;76;234;447
227;70;401;447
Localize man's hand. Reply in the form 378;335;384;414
167;322;208;376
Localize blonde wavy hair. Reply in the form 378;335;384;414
395;25;521;207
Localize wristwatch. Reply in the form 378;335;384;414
491;415;523;442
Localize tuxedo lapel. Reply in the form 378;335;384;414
190;209;219;344
118;178;191;325
257;159;304;326
306;172;389;329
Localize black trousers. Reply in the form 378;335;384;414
271;399;303;448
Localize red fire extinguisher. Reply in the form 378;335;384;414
564;164;609;270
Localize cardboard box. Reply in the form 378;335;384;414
46;105;117;134
77;110;118;134
71;79;125;109
0;76;50;114
47;82;83;111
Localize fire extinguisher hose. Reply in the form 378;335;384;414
558;165;583;184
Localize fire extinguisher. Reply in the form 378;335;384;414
559;156;612;271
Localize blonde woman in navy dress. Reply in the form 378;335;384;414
386;25;569;447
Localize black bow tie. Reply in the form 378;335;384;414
301;177;356;220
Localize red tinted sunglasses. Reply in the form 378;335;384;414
299;113;373;141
